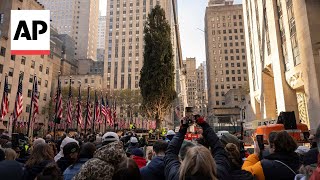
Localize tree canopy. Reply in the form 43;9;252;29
139;5;176;128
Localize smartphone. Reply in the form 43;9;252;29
256;135;264;150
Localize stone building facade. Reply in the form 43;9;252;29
243;0;320;131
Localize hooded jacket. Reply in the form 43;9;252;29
73;141;126;180
54;137;78;162
140;156;165;180
242;152;301;180
132;155;147;168
24;160;53;180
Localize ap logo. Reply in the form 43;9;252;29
11;10;50;55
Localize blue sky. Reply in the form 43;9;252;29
178;0;242;66
100;0;243;67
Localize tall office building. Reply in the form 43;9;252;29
205;0;247;114
104;0;177;90
98;15;107;49
38;0;99;60
243;0;320;131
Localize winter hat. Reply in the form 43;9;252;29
102;132;119;143
130;137;138;143
63;142;80;156
33;138;46;147
220;133;240;148
54;137;78;162
166;130;175;136
130;148;144;157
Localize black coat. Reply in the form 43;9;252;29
57;157;72;173
303;148;318;165
140;156;165;180
261;152;301;180
164;123;231;180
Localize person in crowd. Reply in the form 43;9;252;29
33;138;46;148
309;125;320;180
164;116;231;180
140;140;168;180
4;148;17;160
0;148;5;162
73;141;127;180
146;150;153;165
36;162;63;180
242;131;300;180
24;143;55;180
224;143;254;180
63;142;96;180
0;134;10;148
179;141;195;161
57;142;80;172
113;157;141;180
302;134;319;166
54;137;78;162
0;160;24;180
45;134;53;143
48;141;58;157
102;132;120;145
126;137;140;154
130;148;147;168
165;130;175;142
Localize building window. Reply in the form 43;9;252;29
216;92;219;97
26;105;31;113
238;77;241;81
216;101;220;105
0;64;3;74
0;47;6;56
11;55;15;61
29;75;33;83
9;68;14;77
39;64;43;72
0;13;4;24
215;85;219;89
46;67;49;74
232;77;235;81
234;95;239;101
28;89;32;97
43;93;47;101
45;80;48;87
31;61;35;69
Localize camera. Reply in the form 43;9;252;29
181;107;201;126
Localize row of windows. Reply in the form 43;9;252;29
214;76;247;82
212;21;243;28
211;15;243;22
212;55;246;61
214;84;244;90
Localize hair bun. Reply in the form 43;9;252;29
225;143;238;153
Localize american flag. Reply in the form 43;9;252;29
85;87;92;127
101;96;107;122
32;76;39;122
14;74;23;119
0;75;9;120
94;91;101;124
76;85;83;127
66;80;72;124
113;100;117;123
106;98;112;125
55;76;63;123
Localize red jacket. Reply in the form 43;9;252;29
132;156;147;168
310;153;320;180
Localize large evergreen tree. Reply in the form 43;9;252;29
139;5;176;129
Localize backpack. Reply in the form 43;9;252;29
230;169;256;180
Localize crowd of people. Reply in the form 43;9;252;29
0;116;319;180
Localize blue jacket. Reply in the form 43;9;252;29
63;158;89;180
140;156;165;180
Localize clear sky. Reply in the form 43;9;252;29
99;0;243;67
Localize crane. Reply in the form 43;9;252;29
171;0;188;116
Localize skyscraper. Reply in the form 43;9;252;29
38;0;99;60
243;0;320;131
205;0;247;115
104;0;177;90
98;15;107;49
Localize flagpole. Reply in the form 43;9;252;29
92;90;96;134
27;75;36;137
12;73;23;135
76;81;81;131
53;72;61;140
66;76;72;133
84;85;90;135
104;93;107;132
